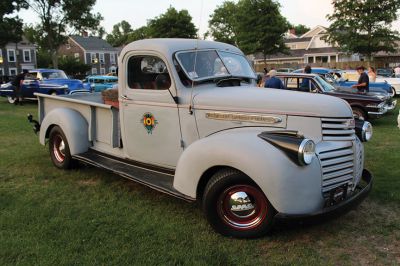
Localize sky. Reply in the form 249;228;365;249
17;0;400;36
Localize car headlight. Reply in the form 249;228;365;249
258;131;315;166
355;120;372;142
298;139;316;165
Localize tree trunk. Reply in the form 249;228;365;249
51;50;58;68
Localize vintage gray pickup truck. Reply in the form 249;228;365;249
29;39;373;238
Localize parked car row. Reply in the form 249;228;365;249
0;69;118;103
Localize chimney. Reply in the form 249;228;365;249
82;31;88;38
289;29;296;35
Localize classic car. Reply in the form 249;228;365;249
0;79;66;104
28;39;373;238
293;68;396;97
83;75;118;92
341;70;400;96
274;73;396;120
28;69;91;93
377;68;394;77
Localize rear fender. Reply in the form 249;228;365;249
39;108;90;155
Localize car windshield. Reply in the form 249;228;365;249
41;71;68;79
175;50;256;82
315;75;335;92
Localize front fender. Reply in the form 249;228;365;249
173;128;324;214
39;108;90;155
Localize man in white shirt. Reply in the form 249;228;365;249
394;65;400;78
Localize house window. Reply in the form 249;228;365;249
110;53;115;64
91;53;97;63
290;44;297;49
74;53;80;62
0;49;3;63
8;49;16;62
9;68;17;76
100;68;106;75
23;50;31;62
0;68;4;76
99;53;105;64
66;43;71;49
92;68;97;74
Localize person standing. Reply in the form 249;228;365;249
368;66;376;82
264;70;285;89
394;65;400;78
352;66;369;93
11;69;28;105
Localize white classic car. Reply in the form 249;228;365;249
29;39;373;238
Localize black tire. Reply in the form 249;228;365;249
352;107;367;121
390;87;396;97
202;169;275;238
48;126;75;169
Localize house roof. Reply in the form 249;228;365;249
70;35;117;51
254;47;340;60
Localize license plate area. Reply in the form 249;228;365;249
325;184;348;207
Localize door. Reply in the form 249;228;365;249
120;53;182;168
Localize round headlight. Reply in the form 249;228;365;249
362;121;373;141
298;139;315;165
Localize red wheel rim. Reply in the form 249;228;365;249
217;185;268;230
53;135;66;163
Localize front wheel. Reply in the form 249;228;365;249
202;169;275;238
48;126;75;169
7;96;17;104
391;87;396;97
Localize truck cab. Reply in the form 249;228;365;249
31;39;373;238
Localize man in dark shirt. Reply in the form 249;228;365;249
352;66;369;93
11;69;28;105
264;70;285;89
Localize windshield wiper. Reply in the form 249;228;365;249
216;77;244;87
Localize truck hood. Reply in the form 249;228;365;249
192;86;353;118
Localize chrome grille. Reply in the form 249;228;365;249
321;118;355;141
318;142;354;193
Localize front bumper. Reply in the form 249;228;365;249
386;99;397;111
275;169;372;220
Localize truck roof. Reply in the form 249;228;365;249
120;39;244;59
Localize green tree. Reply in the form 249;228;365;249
324;0;400;60
208;1;239;45
106;20;133;47
147;7;197;38
288;24;310;37
235;0;289;58
58;56;91;77
0;0;28;46
24;0;102;68
127;26;149;43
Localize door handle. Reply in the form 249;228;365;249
120;94;132;101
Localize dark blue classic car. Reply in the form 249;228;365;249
293;68;394;96
0;69;91;104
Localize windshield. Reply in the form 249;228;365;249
175;50;256;81
41;71;68;79
315;75;335;92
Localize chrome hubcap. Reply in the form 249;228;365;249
53;135;66;162
218;185;267;230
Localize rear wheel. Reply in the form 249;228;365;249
202;169;275;238
390;87;396;97
48;126;75;169
352;107;367;121
7;96;16;104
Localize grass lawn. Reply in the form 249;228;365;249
0;98;399;265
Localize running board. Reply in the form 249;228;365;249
73;150;195;202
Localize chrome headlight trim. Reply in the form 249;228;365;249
298;139;316;166
362;121;373;142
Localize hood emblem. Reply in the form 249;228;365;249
205;112;282;124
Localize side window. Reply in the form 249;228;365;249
286;78;299;90
127;55;171;90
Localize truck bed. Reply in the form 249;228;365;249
36;92;121;154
